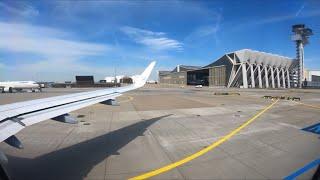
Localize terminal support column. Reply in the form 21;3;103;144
286;69;291;88
282;68;286;88
276;68;281;88
257;65;263;88
270;67;275;88
264;66;269;88
250;64;255;88
242;63;248;88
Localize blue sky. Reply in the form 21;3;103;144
0;0;319;81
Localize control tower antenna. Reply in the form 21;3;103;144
291;24;313;88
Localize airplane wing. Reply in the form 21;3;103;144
0;61;156;148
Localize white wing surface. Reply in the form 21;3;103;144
0;61;156;144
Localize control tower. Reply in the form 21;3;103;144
291;24;313;88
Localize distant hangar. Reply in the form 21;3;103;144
159;49;293;88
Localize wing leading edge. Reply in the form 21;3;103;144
0;61;156;143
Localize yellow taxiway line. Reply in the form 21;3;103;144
129;99;279;180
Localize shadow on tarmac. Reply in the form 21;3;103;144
313;165;320;180
6;115;171;180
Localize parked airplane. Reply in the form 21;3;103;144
0;81;41;93
0;61;156;179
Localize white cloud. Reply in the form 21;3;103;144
0;22;113;81
184;13;221;46
0;22;109;58
195;26;219;37
121;26;165;37
295;4;305;17
0;63;5;69
0;2;39;17
139;37;182;51
3;58;149;82
0;22;167;81
121;26;183;51
241;10;320;28
229;8;320;32
0;22;68;38
185;25;219;42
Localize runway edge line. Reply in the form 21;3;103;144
129;99;279;180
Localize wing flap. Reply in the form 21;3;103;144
0;121;24;143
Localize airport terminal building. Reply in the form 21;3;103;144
159;49;293;88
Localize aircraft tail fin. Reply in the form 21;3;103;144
132;61;156;88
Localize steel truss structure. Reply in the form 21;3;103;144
226;49;292;88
